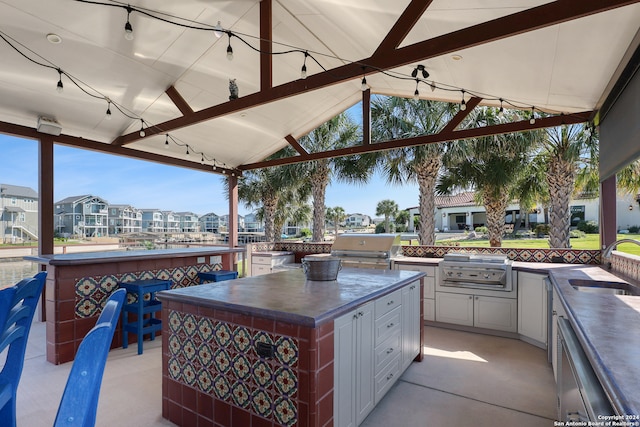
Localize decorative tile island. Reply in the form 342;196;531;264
157;267;425;427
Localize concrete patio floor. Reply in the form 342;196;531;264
15;322;556;426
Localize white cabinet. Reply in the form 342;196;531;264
251;252;294;276
334;281;422;427
393;262;437;321
334;302;374;427
436;291;517;332
401;281;421;371
518;271;549;348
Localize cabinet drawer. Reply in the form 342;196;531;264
374;333;401;373
375;289;401;318
374;306;401;345
374;355;401;404
251;264;271;276
252;256;272;265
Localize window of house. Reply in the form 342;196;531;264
11;197;16;205
455;215;465;224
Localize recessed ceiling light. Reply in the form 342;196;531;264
451;54;463;61
46;33;62;44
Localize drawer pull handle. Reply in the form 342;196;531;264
386;348;394;354
387;323;394;328
387;300;394;305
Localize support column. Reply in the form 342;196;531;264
38;136;54;256
227;174;239;271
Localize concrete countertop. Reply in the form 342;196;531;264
25;246;244;265
158;267;425;327
548;265;640;417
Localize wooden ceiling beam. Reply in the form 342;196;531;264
441;97;483;132
165;86;193;115
260;0;273;91
372;0;434;56
111;0;634;148
0;121;238;176
285;135;307;155
239;111;594;170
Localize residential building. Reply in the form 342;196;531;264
141;209;165;233
162;211;180;233
55;195;109;238
0;183;39;242
243;213;263;233
219;214;245;232
175;212;199;232
345;213;371;228
107;204;143;235
199;212;221;233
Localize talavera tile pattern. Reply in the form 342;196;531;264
168;310;299;426
268;241;600;265
74;263;223;318
611;252;640;280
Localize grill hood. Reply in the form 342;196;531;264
330;233;402;259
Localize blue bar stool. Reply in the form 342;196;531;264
119;278;171;355
197;270;238;284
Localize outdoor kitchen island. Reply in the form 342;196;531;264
157;267;425;427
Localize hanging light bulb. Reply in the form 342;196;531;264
460;90;466;111
212;164;217;171
56;69;63;93
139;119;145;137
213;21;223;39
430;81;436;92
413;79;420;100
201;154;205;164
105;101;112;120
498;98;504;117
164;134;170;149
301;52;308;79
185;146;190;157
361;76;368;91
529;106;536;125
226;34;233;60
124;6;134;41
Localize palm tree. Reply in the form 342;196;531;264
371;96;456;245
297;113;376;242
376;199;398;233
325;206;346;237
540;123;598;248
395;210;410;232
235;148;308;242
438;108;537;247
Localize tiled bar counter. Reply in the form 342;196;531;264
26;246;244;364
157;268;425;427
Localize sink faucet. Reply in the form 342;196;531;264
601;238;640;269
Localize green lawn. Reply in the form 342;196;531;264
404;233;640;256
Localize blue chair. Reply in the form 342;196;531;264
54;288;126;427
0;271;47;427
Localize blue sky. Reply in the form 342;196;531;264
0;134;419;218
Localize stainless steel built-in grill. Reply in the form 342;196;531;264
330;233;401;269
439;253;513;291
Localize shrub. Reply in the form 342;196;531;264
569;230;585;239
375;223;386;234
299;228;312;237
474;226;488;234
577;220;599;234
535;224;550;237
629;225;640;233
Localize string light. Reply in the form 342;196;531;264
498;98;504;117
430;81;436;92
413;79;420;100
124;6;134;41
185;145;190;156
139;119;145;137
226;33;233;61
164;134;170;149
105;101;112;120
361;76;368;91
56;68;63;93
301;51;308;79
460;90;466;111
213;21;223;39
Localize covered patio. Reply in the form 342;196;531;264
1;1;640;427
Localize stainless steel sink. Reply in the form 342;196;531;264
569;279;640;296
